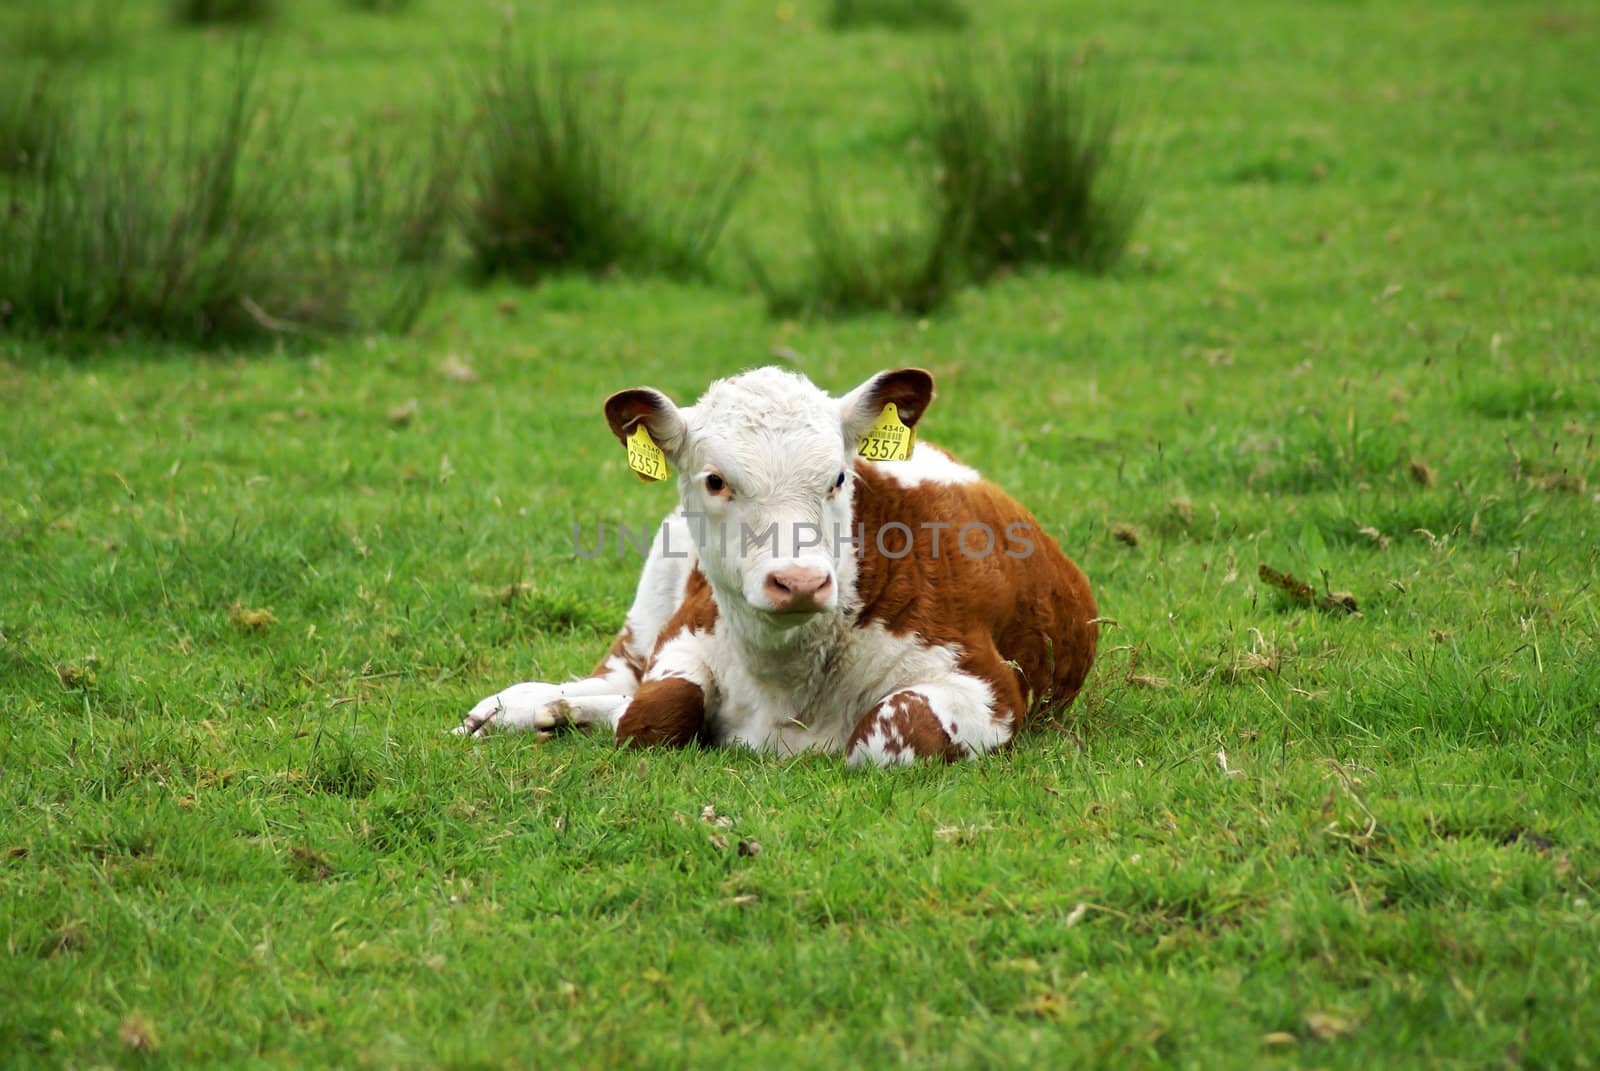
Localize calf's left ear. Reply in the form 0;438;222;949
840;368;935;443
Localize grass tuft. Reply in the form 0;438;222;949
0;66;67;176
755;49;1139;318
928;50;1142;275
465;47;749;283
343;0;414;11
827;0;969;31
0;58;446;344
171;0;277;26
751;174;964;317
12;0;127;62
306;733;379;798
345;118;464;328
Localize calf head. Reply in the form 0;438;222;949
605;366;933;629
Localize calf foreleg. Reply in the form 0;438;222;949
613;629;714;748
457;511;695;737
456;640;638;737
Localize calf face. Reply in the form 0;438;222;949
604;367;934;627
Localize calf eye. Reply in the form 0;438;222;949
705;473;727;494
833;471;846;491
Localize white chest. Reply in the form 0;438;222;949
704;620;966;755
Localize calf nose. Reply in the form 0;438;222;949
764;565;834;613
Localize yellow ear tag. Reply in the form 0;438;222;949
626;424;670;482
857;402;916;462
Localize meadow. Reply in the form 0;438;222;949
2;0;1598;1067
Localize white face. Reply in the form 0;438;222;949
605;366;934;630
677;369;857;622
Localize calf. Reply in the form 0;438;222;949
458;366;1098;764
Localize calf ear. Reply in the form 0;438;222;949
840;368;935;443
604;387;689;455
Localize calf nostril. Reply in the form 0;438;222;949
800;573;831;595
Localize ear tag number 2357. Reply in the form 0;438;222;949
857;403;915;462
627;424;670;482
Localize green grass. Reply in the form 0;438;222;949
3;1;1599;1067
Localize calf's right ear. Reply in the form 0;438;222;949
604;387;690;478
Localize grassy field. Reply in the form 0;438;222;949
3;0;1599;1067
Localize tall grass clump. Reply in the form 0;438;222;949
0;67;66;175
928;51;1142;275
13;0;127;62
827;0;969;31
358;123;460;269
752;50;1139;318
0;59;446;343
171;0;277;26
750;175;964;318
343;121;463;328
343;0;414;12
466;48;749;283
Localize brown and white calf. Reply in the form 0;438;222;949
458;367;1098;764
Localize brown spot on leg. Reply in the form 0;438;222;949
649;569;716;659
590;625;649;681
846;690;963;764
616;677;707;748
